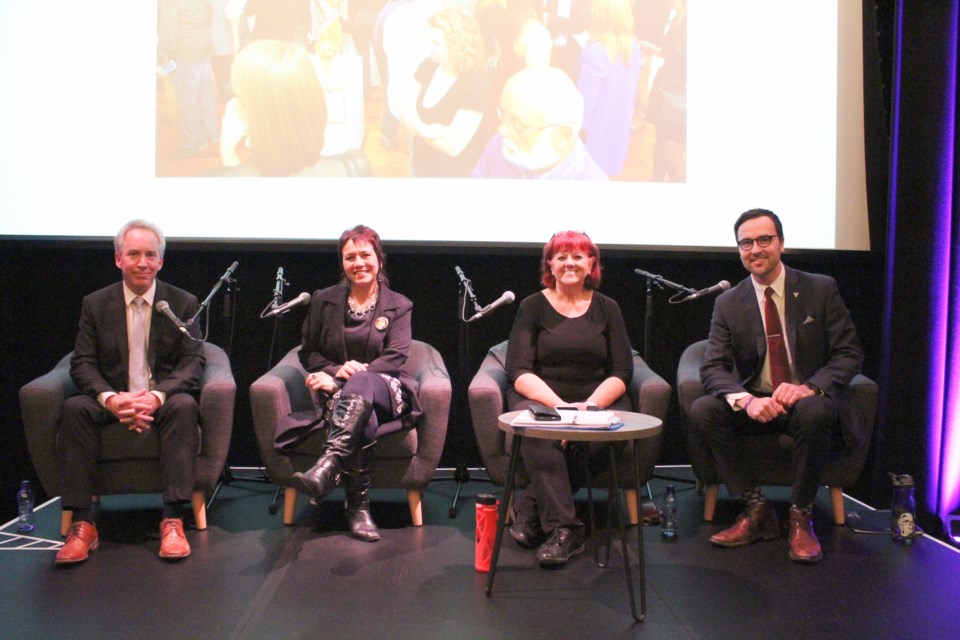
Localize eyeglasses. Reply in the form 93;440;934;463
497;106;568;135
737;235;779;251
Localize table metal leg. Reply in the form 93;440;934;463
607;444;641;622
486;433;522;596
633;440;646;621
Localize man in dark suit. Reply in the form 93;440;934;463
55;220;205;564
689;209;863;563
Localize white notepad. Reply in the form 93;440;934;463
511;409;621;429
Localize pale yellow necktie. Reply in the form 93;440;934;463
128;297;149;391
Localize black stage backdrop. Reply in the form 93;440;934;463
0;242;886;520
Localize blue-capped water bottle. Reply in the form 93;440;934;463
661;484;677;538
16;480;35;533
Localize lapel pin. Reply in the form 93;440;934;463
375;316;389;331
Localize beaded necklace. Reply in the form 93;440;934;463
347;290;378;318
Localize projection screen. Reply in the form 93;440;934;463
0;1;870;250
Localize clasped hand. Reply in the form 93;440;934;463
744;383;816;423
305;361;367;393
107;390;159;434
305;370;340;393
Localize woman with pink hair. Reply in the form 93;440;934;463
504;231;633;566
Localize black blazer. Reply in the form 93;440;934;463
69;280;204;398
699;266;865;449
298;283;421;434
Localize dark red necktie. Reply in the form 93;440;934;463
764;287;790;389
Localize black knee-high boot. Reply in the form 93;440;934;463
290;394;373;502
342;448;380;542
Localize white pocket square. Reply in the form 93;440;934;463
803;316;815;325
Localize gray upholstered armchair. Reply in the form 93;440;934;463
249;340;451;527
19;342;236;535
677;339;879;524
467;340;670;525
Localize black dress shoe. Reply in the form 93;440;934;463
536;526;586;566
510;520;546;549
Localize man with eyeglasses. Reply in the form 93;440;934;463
471;66;606;180
689;208;863;563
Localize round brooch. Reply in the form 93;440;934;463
375;316;389;331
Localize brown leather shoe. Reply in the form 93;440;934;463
788;505;822;563
710;501;780;547
159;518;191;560
56;521;99;565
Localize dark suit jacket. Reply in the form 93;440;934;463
699;266;865;449
297;282;422;434
69;280;205;399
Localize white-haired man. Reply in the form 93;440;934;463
55;220;204;565
472;67;606;180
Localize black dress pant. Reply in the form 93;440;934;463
57;393;199;510
688;393;838;507
509;393;632;532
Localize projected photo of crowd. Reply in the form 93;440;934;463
155;0;686;181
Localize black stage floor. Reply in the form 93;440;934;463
2;467;957;640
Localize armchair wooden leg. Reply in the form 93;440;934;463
407;489;423;527
192;490;207;531
625;488;639;526
829;486;846;525
283;487;298;525
703;484;719;521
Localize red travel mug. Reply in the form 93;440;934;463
475;493;499;572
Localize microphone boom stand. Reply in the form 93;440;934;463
435;268;492;518
210;267;288;514
633;268;700;492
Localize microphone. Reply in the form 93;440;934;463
455;265;480;314
467;291;515;322
680;280;731;303
220;261;239;282
156;300;190;335
263;292;311;318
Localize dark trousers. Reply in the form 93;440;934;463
338;371;395;445
688;394;837;506
57;393;199;509
509;393;632;531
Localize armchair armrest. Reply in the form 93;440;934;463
677;340;709;420
467;343;512;486
249;347;310;485
196;342;237;493
19;353;76;496
628;351;671;422
407;340;451;473
845;373;879;454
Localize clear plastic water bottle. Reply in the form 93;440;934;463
661;484;677;538
16;480;35;533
